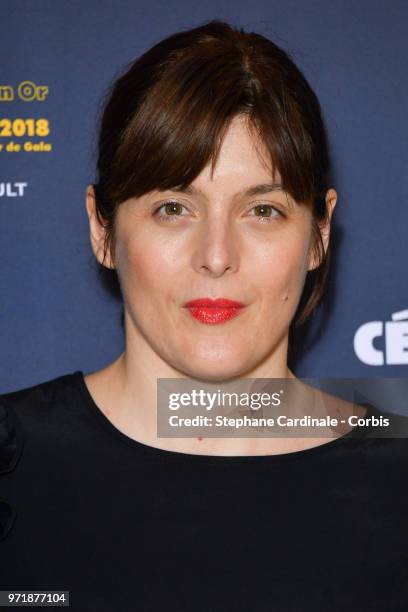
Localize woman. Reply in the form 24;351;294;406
1;20;407;611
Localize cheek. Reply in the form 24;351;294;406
252;231;311;301
116;231;180;298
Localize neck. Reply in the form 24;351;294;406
84;311;297;455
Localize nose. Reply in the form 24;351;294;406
191;216;240;278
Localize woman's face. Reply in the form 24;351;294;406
90;115;334;381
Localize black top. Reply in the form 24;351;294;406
1;371;408;611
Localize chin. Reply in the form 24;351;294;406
177;353;251;383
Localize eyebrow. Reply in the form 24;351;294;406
170;182;284;198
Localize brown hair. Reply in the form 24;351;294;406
92;19;333;336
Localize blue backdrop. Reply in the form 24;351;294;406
1;0;407;393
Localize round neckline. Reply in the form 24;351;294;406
72;369;378;465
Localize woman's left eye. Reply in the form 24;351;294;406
249;204;283;221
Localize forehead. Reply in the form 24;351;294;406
143;117;281;204
145;117;285;203
177;117;281;200
206;114;277;179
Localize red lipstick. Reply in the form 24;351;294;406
184;297;245;325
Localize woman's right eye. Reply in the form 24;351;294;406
154;200;188;221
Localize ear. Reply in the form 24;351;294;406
85;184;115;269
308;188;337;271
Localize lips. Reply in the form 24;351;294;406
184;298;245;325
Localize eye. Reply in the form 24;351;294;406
249;203;284;221
154;200;189;222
